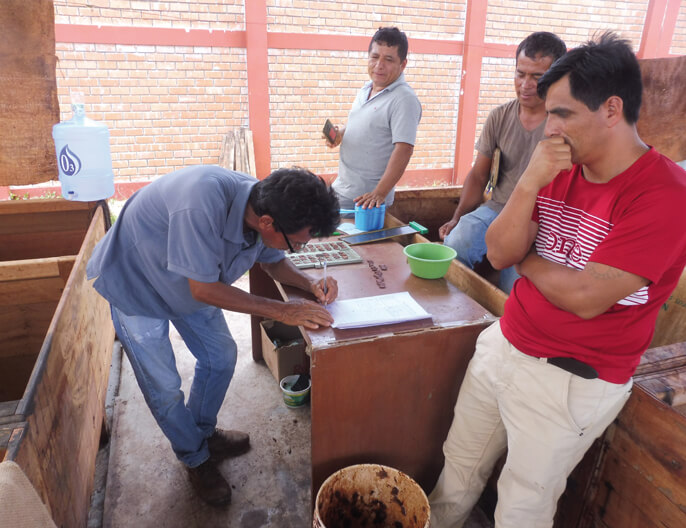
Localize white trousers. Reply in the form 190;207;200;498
429;321;632;528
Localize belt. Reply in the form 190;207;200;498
545;357;598;379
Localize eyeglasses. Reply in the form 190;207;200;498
274;220;306;253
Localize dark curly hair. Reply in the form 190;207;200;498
248;167;340;237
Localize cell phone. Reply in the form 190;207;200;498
323;119;338;144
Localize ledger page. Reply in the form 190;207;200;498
327;291;432;329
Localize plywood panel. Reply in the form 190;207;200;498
637;342;686;375
583;388;686;527
8;205;116;528
0;232;85;262
0;355;39;403
0;277;65;306
638;56;686;164
590;448;681;528
0;256;73;282
0;200;95;262
388;186;463;242
310;323;489;495
650;268;686;348
0;303;58;358
0;0;59;185
0;198;94;216
589;454;661;528
0;209;92;236
1;423;26;463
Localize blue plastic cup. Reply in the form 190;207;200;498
340;204;386;231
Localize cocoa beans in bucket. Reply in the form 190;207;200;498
313;463;430;528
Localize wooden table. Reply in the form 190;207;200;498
250;238;495;497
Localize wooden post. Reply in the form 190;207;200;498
638;0;681;59
245;0;271;179
452;0;489;184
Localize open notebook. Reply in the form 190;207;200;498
327;291;432;329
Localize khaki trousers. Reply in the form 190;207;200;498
429;321;632;528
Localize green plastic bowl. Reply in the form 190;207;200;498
403;243;457;279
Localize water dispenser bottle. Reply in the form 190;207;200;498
52;92;114;201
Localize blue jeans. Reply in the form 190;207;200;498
443;204;520;293
111;304;237;468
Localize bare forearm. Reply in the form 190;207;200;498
517;254;589;315
452;170;489;221
486;182;538;269
260;259;315;293
191;281;290;320
373;143;414;197
188;261;337;329
518;253;649;319
439;153;492;240
488;137;574;270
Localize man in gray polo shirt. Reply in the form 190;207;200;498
87;166;339;508
328;26;422;209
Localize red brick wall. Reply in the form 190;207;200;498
9;0;676;198
266;0;467;38
268;48;461;182
485;0;650;47
53;0;245;29
56;42;248;183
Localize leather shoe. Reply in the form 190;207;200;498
207;428;250;462
187;459;231;507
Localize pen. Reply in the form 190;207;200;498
322;260;328;306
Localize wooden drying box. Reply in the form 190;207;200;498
0;199;115;528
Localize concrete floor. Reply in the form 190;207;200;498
95;273;491;527
100;274;312;527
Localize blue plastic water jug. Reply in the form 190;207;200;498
52;99;114;201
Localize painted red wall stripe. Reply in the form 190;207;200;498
54;25;512;58
267;33;370;52
267;33;468;56
0;168;453;201
55;24;246;47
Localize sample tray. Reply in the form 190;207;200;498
286;241;363;269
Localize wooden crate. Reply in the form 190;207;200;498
0;199;115;528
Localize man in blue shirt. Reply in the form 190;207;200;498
87;166;339;507
327;26;422;209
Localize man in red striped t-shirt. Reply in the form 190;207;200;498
429;32;686;528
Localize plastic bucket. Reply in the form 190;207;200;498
340;204;386;232
313;463;430;528
52;113;114;202
403;243;457;279
279;375;311;407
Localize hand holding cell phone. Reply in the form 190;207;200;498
322;119;339;146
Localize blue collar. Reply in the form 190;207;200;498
222;178;259;245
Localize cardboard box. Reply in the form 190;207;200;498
260;320;309;382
